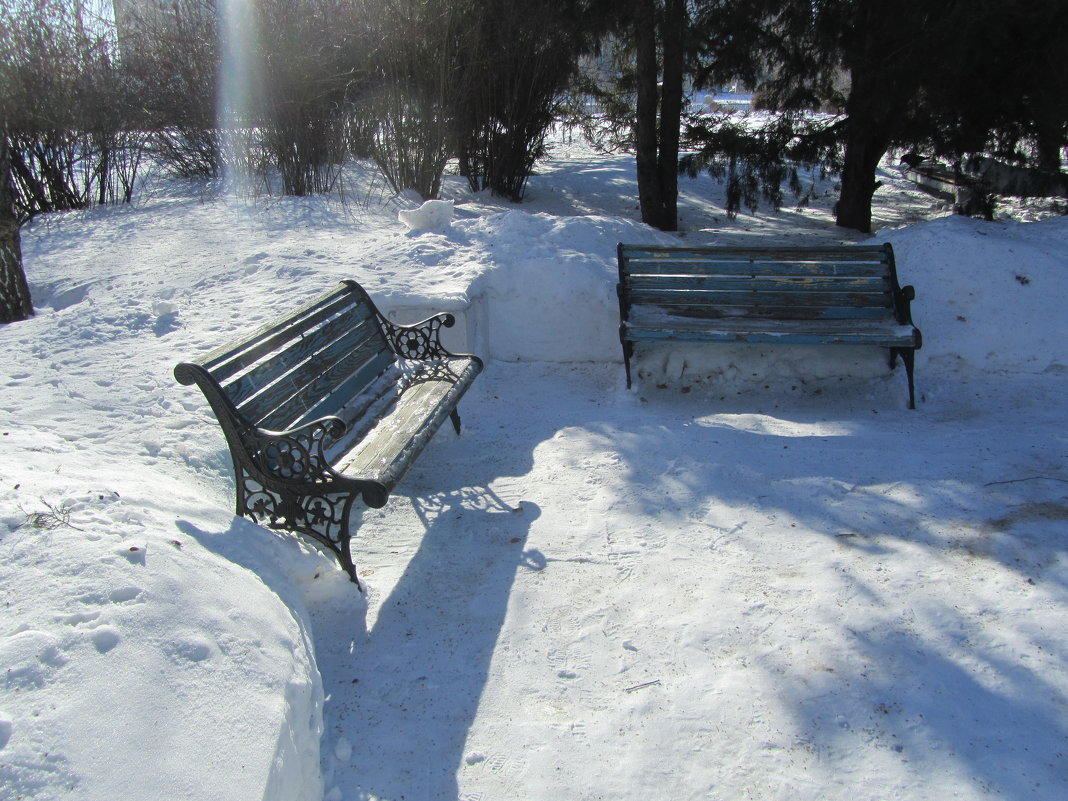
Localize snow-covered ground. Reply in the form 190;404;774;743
2;139;1067;801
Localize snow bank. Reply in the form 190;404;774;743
879;215;1068;375
463;211;674;362
0;215;342;800
0;454;327;801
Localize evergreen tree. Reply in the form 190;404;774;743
687;0;1068;233
571;0;691;231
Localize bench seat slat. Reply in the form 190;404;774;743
623;317;919;347
334;357;482;494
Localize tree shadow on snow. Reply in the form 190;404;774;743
613;380;1068;590
782;622;1068;798
586;381;1068;797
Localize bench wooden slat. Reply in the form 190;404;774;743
223;310;383;408
627;328;917;347
276;348;399;432
237;322;392;429
252;344;397;433
625;318;920;347
630;304;893;321
619;245;890;261
625;274;891;293
623;258;891;278
203;288;367;381
627;289;894;310
336;359;483;494
342;381;449;479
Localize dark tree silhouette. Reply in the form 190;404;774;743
687;0;1068;232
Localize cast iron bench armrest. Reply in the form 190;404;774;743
378;311;461;360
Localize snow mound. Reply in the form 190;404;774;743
399;198;454;232
0;466;329;801
879;215;1068;375
4;143;1068;801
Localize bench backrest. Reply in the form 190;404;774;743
618;243;906;322
175;280;397;433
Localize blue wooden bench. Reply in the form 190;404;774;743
174;280;483;584
617;243;922;407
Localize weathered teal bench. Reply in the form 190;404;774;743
617;243;922;407
174;280;483;584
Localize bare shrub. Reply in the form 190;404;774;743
250;0;360;196
359;0;458;200
118;0;222;179
1;0;146;218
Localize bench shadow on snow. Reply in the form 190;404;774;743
324;489;541;801
175;494;539;801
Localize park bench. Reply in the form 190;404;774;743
616;242;922;408
174;279;483;585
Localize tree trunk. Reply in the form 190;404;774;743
1;139;34;325
633;0;686;232
835;53;894;234
1036;123;1064;174
833;3;900;235
835;126;886;234
633;0;663;228
656;0;685;231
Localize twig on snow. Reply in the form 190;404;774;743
624;680;661;693
984;476;1068;487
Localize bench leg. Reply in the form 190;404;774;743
238;471;366;590
621;337;635;389
337;531;363;591
888;348;917;409
450;408;462;435
901;348;917;410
